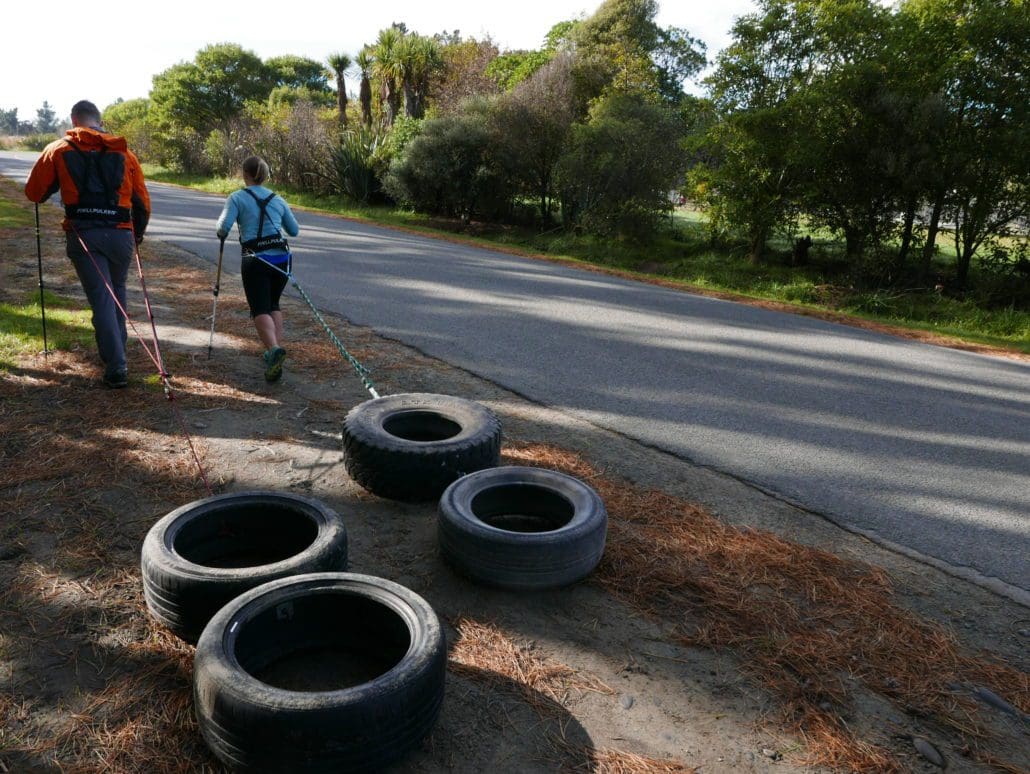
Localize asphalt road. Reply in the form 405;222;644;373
3;151;1028;601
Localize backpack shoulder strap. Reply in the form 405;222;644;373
238;186;288;251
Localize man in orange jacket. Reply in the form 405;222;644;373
25;99;151;388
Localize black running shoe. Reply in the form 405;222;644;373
103;369;129;389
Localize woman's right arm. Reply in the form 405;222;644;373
215;194;238;239
278;198;300;237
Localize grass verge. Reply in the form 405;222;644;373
0;291;93;369
0;195;33;228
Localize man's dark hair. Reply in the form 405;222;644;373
70;100;102;126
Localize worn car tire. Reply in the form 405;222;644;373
343;393;501;502
438;466;607;590
193;572;446;773
141;491;348;644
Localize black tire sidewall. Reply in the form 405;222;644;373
345;393;498;454
343;393;501;501
438;466;608;590
193;572;446;773
141;491;348;642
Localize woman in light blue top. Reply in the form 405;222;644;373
215;156;299;382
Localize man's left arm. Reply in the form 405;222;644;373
128;151;151;242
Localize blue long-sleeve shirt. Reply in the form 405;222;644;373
216;185;299;262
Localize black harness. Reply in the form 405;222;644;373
240;188;290;256
61;139;130;223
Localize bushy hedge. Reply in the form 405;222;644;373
386;85;686;238
558;92;686;239
17;134;59;152
384;103;517;222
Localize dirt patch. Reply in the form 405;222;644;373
1;180;1027;773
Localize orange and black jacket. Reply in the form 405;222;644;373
25;127;150;237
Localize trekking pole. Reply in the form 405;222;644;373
34;204;50;358
208;236;226;358
69;223;213;495
130;234;168;381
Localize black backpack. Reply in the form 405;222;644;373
62;139;129;223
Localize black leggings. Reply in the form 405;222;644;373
241;254;289;317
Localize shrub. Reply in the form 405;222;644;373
18;134;57;151
321;127;387;204
558;91;687;241
204;129;240;177
143;124;211;174
975;239;1030;309
495;53;582;224
381;116;424;163
384;103;517;222
241;101;334;190
103;99;158;161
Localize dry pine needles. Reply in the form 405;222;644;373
502;443;1029;773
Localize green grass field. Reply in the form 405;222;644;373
0;196;33;229
143;166;1030;353
0;291;94;370
0;186;96;368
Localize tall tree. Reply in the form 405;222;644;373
327;52;352;127
0;107;18;135
497;52;581;221
266;55;331;92
373;27;405;125
255;55;333;107
355;48;375;127
698;0;820;262
397;35;442;119
102;98;153;159
486;21;579;92
558;90;687;238
151;43;271;131
887;0;968;280
486;49;553;92
572;0;705;101
430;35;500;114
938;0;1029;284
35;101;58;133
148;43;276;171
799;0;901;263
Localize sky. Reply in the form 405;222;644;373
2;0;757;123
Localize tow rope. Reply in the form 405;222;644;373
253;254;380;399
69;223;213;495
